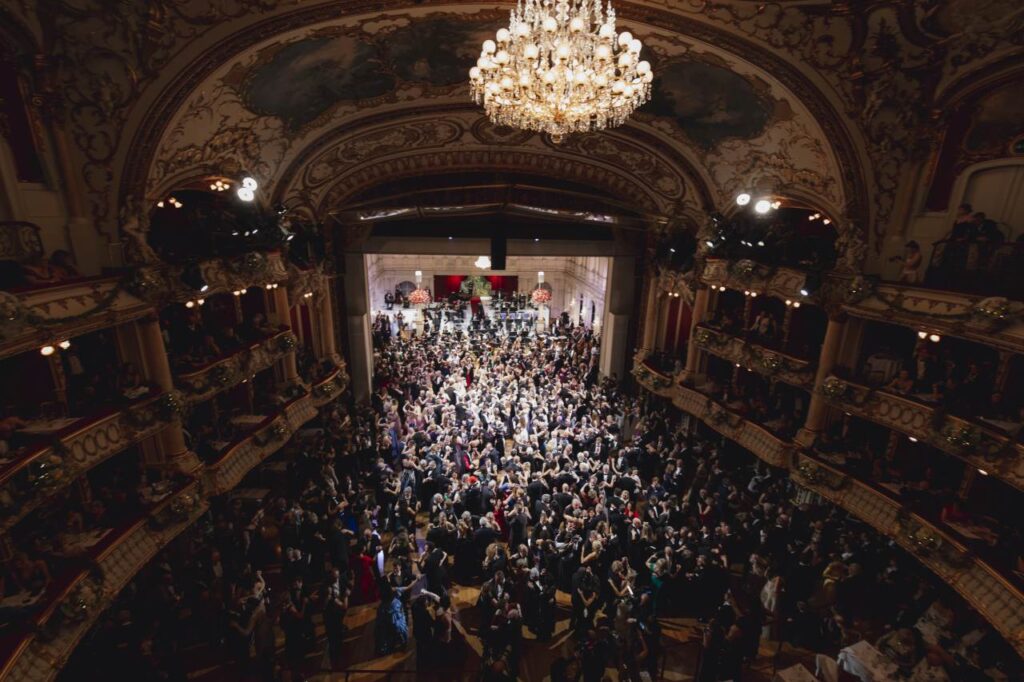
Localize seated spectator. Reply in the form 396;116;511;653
887;369;916;395
49;250;81;280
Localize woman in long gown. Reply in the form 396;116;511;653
375;576;410;655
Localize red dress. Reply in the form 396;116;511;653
353;554;380;605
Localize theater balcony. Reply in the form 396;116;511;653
0;277;153;361
0;477;207;682
701;258;812;304
838;278;1024;355
203;391;319;496
633;353;1024;658
0;391;183;534
819;375;1024;492
175;328;297;404
311;364;350;407
692;324;815;391
130;250;291;304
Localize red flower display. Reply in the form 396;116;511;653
531;288;552;305
407;288;431;305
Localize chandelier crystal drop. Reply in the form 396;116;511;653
470;0;652;143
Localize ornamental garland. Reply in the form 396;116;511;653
531;288;552;305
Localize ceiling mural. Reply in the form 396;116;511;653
232;18;494;133
142;7;845;227
1;0;1019;262
644;60;773;151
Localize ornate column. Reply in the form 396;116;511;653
271;287;299;383
598;255;636;380
681;284;710;383
136;317;199;474
796;313;847;447
318;279;340;364
641;277;659;352
342;252;374;402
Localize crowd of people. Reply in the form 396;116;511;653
43;314;1020;682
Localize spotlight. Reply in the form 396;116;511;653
917;331;927;339
754;199;772;214
929;333;940;343
237;187;255;202
157;201;165;208
196;298;205;306
792;301;801;308
241;176;258;190
735;193;751;206
757;240;765;247
799;273;820;298
185;300;195;308
908;436;918;442
771;201;781;210
705;240;716;248
822;218;831;225
40;345;55;356
534;238;540;242
750;292;758;298
58;340;71;350
181;263;209;293
785;300;792;306
978;468;989;476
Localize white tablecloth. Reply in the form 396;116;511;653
774;663;817;682
838;640;900;682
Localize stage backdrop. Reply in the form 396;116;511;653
433;275;519;299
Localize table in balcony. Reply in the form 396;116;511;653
51;528;113;558
15;417;80;437
837;640;900;682
979;417;1021;435
230;414;267;429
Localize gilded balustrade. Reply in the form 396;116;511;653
205;392;319;496
0;479;207;682
311;365;350;407
175;330;297;404
693;325;814;389
633;355;1024;657
0;392;184;534
819;375;1024;491
0;277;153;360
700;258;809;302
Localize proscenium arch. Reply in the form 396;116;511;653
117;1;869;240
267;107;716;220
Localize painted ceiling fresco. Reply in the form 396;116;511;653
148;10;841;220
238;19;494;132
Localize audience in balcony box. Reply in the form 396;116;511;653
894;240;923;283
886;369;916;395
748;310;778;345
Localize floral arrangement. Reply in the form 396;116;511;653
531;288;552;305
408;288;431;305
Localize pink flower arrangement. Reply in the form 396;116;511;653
531;288;552;305
407;288;431;305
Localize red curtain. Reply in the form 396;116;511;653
433;275;519;298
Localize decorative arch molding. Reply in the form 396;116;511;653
267;106;714;220
115;1;865;241
307;148;673;217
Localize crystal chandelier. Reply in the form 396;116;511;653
470;0;652;143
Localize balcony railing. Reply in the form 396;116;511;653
701;258;810;302
311;364;349;407
693;325;815;390
175;329;297;404
792;451;1024;657
131;251;290;304
0;478;207;682
840;280;1024;355
0;277;154;361
205;391;319;495
819;375;1024;492
632;354;1024;658
0;391;183;534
